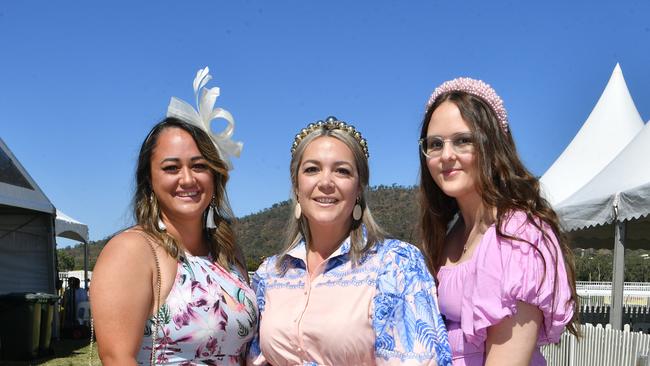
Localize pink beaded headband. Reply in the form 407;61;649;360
426;77;509;132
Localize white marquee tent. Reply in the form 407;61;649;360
541;64;648;330
556;120;650;329
540;64;645;205
0;137;89;295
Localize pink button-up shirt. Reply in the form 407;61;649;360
247;235;451;366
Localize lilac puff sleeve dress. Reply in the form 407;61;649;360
437;211;575;366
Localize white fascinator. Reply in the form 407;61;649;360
167;67;242;170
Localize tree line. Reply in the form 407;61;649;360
57;185;650;282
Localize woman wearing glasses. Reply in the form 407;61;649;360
248;117;452;366
416;78;579;365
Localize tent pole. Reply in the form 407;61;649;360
84;240;89;288
610;220;625;330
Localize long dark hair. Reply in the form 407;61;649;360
418;91;579;336
133;117;246;278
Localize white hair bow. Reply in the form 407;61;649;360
167;67;242;170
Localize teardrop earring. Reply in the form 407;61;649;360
206;195;217;229
352;197;362;221
294;202;302;220
157;217;167;231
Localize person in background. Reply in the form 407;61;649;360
417;77;579;365
62;276;88;331
248;116;452;366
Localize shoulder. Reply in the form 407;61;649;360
376;238;427;265
252;255;281;283
374;238;434;284
96;229;155;264
497;211;558;246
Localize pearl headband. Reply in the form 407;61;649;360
427;77;509;132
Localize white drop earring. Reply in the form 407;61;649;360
206;196;217;229
157;217;167;231
294;202;302;220
352;198;362;221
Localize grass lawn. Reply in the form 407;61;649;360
0;338;98;366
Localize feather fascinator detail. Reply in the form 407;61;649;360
167;67;242;170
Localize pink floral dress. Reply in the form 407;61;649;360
137;253;258;365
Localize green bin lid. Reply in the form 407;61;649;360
33;293;60;303
0;292;42;303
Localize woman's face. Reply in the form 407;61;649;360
150;127;214;223
425;101;479;200
297;136;360;230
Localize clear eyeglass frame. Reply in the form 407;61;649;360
418;133;475;158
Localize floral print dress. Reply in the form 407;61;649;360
137;253;258;365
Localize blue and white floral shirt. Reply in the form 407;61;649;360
247;234;452;366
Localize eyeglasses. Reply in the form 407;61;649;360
419;132;475;158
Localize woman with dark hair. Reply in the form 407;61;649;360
417;78;578;365
90;68;257;365
248;117;452;366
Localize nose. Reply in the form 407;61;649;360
317;171;335;191
179;166;196;186
440;141;456;161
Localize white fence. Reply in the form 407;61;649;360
577;281;650;307
542;324;650;366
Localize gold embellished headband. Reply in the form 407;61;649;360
290;116;369;158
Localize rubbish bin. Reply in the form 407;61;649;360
0;293;42;360
35;293;59;356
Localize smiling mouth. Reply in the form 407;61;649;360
442;169;461;176
313;197;338;204
176;191;200;198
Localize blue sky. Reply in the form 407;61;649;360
1;1;649;244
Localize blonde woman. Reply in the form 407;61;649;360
248;117;452;366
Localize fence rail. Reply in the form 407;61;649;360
542;324;650;366
577;281;650;307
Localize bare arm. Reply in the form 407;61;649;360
484;301;542;366
89;232;154;366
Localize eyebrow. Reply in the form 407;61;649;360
160;156;205;164
426;131;473;138
302;159;354;166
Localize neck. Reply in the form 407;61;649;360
307;220;351;262
161;214;207;256
456;191;493;234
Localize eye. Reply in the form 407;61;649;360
454;134;474;146
192;163;209;171
428;138;444;150
303;166;319;174
336;167;352;176
162;165;179;173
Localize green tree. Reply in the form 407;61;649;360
57;250;75;271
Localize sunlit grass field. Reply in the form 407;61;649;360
0;338;98;366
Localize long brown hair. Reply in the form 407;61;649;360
133;117;246;278
418;91;579;336
276;125;386;272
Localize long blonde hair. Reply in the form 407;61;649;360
133;117;246;278
276;125;386;272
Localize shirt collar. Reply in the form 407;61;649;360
285;230;357;263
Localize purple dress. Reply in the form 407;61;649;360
437;211;574;366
